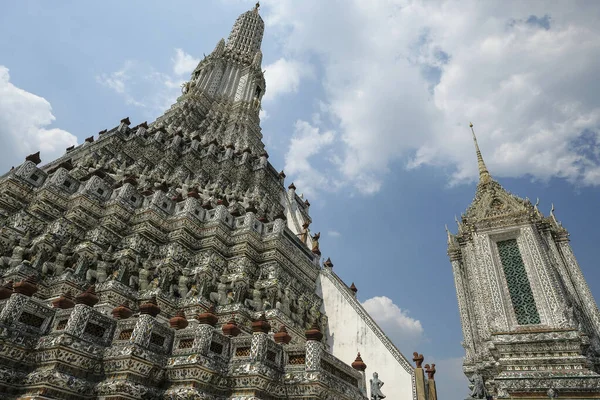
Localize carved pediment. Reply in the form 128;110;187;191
463;180;532;223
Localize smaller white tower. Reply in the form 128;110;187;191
448;123;600;398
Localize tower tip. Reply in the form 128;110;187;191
469;122;492;185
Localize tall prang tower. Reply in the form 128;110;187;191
447;124;600;399
0;4;422;400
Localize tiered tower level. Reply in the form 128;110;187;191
448;124;600;399
0;5;418;400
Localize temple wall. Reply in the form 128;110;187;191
317;269;415;400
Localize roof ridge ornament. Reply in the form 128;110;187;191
469;122;492;185
550;203;562;227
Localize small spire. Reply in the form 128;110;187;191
254;2;260;13
469;123;491;184
454;215;463;234
550;203;562;227
445;224;452;245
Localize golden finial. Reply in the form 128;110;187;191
469;122;491;185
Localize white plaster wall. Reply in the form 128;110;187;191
317;270;415;400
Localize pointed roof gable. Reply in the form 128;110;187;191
460;124;535;228
463;179;533;223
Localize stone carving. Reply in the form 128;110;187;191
209;281;230;305
311;232;320;254
370;372;385;400
9;233;31;268
244;288;263;311
138;256;154;292
424;363;435;380
86;254;110;284
412;352;424;368
467;373;487;399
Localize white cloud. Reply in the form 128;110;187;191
96;49;197;114
284;120;335;196
263;58;313;101
362;296;424;353
0;66;77;172
327;230;341;237
259;108;270;121
262;0;600;193
96;61;147;108
172;48;200;76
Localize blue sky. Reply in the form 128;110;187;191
3;0;600;397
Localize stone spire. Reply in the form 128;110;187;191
469;123;491;185
153;4;268;156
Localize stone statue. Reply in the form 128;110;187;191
412;352;424;368
42;241;71;276
370;372;385;400
244;288;263;311
276;285;292;316
298;222;309;244
138;257;154;292
468;373;487;399
96;258;110;283
311;232;320;254
209;282;228;305
86;255;109;284
9;233;31;267
181;81;190;94
178;268;190;298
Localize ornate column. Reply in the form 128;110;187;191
450;251;475;362
555;232;600;333
193;305;218;354
474;233;508;331
519;226;561;326
305;322;323;372
250;313;271;362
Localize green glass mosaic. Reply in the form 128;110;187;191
497;239;541;325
